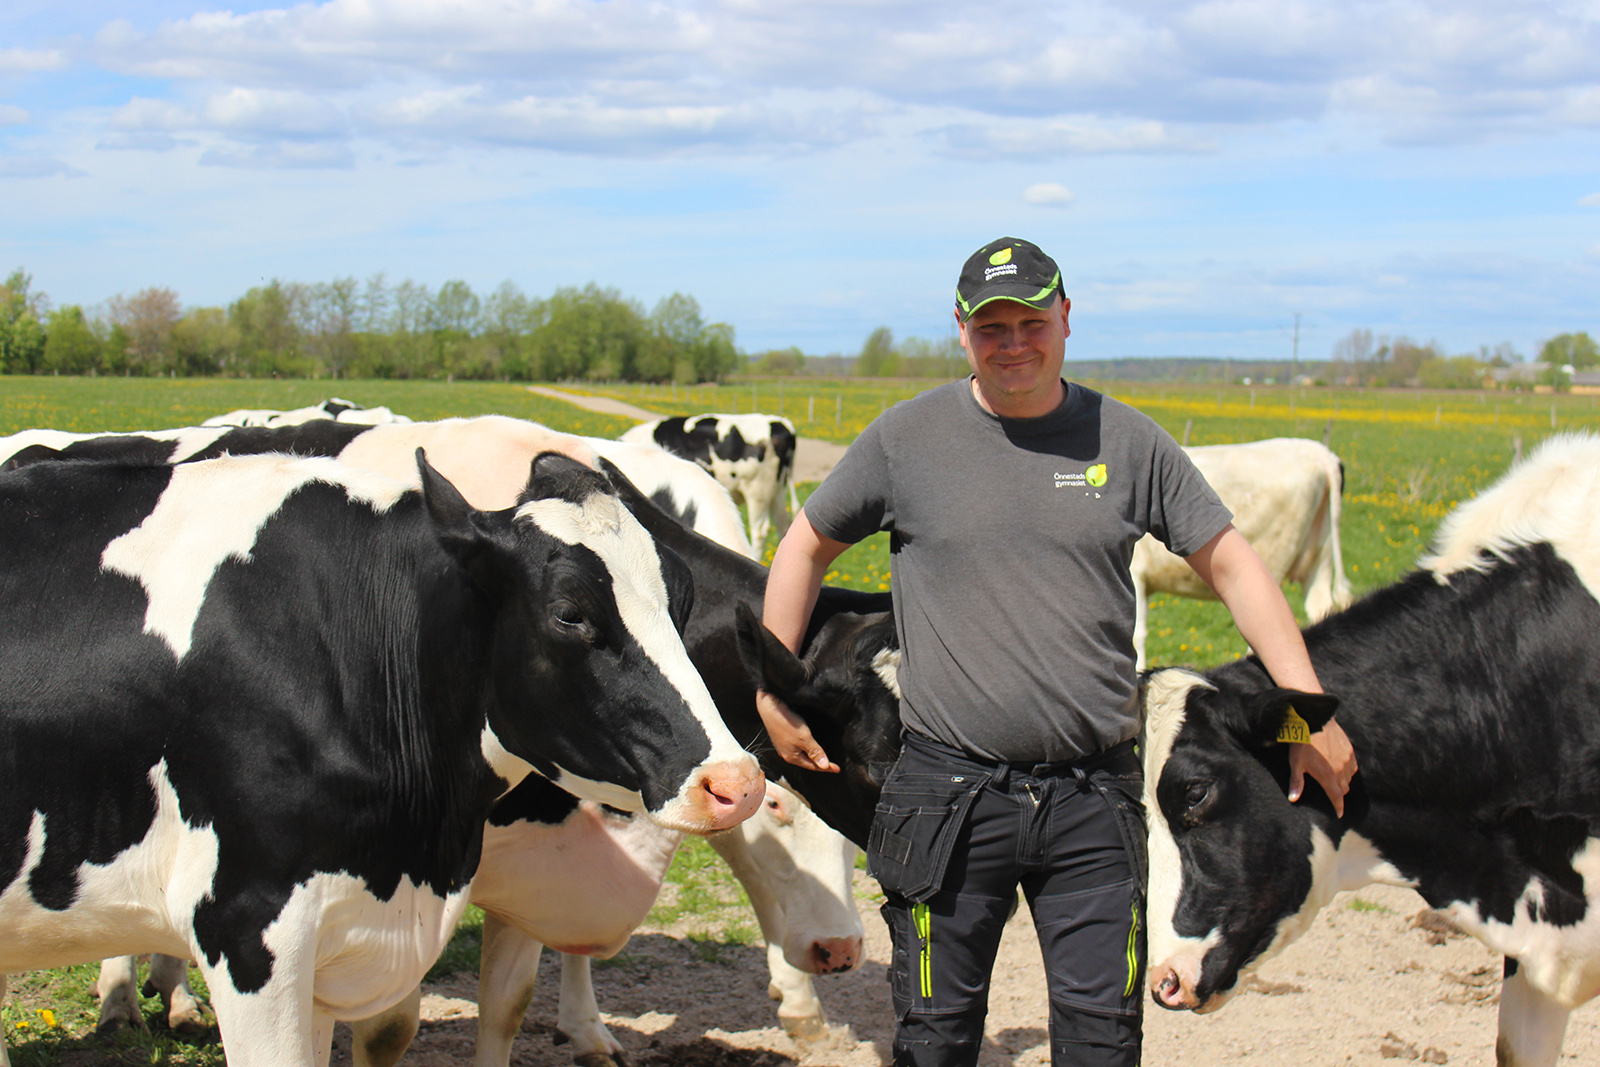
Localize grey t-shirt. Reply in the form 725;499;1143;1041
804;378;1231;763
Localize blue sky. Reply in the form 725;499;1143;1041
2;0;1597;362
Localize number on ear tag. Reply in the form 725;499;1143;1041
1277;708;1312;744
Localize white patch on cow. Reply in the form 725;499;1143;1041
1141;667;1210;994
163;427;235;461
1434;837;1600;1009
101;455;408;661
871;647;902;700
203;869;471;1061
1422;433;1600;603
0;763;215;975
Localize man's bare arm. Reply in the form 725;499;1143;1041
756;509;851;773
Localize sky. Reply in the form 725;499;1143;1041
2;0;1597;363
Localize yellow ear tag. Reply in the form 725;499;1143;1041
1277;708;1312;744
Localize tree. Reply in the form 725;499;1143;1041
897;335;965;378
531;284;647;382
752;346;805;375
482;281;545;380
1417;354;1486;390
106;287;182;374
301;277;360;378
1330;328;1374;385
856;326;896;377
1540;332;1599;370
171;306;239;376
0;269;48;374
43;305;104;374
230;281;304;377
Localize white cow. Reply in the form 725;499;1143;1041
201;397;412;427
621;414;800;550
350;778;861;1067
1131;437;1352;668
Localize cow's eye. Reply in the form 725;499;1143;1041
552;603;594;640
1182;780;1218;825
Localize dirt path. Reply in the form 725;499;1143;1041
527;386;850;483
372;879;1598;1067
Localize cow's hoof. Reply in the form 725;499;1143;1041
573;1052;630;1067
780;1014;829;1043
168;1006;209;1035
94;1013;143;1040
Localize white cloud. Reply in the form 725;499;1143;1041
1023;183;1075;206
0;47;66;75
1582;193;1600;208
0;157;85;177
943;118;1214;158
0;104;28;126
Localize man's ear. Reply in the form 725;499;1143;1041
1059;295;1071;339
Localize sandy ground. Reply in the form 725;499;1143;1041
338;877;1599;1067
525;386;850;483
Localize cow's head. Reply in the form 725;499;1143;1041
1141;665;1343;1014
419;448;762;835
734;602;901;849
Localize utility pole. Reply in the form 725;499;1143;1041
1291;313;1301;386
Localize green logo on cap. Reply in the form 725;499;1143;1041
989;248;1013;266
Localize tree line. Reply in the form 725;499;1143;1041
1326;328;1598;389
0;270;741;383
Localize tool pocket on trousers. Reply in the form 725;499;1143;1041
867;770;987;903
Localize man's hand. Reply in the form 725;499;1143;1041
755;689;839;773
1288;717;1357;817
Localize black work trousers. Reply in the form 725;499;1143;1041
869;732;1146;1067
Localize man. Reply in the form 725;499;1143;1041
755;237;1357;1067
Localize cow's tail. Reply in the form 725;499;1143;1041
1321;449;1353;614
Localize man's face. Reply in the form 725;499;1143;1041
956;294;1071;417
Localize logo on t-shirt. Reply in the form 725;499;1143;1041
1053;464;1109;497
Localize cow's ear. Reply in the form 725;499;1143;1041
418;448;500;578
1239;686;1340;748
521;451;599;505
733;601;809;698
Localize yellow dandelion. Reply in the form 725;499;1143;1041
37;1009;55;1028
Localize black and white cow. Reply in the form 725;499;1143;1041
621;414;799;549
201;397;412;427
1141;433;1600;1067
0;450;761;1067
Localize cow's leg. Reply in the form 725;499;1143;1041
1495;958;1569;1067
763;944;828;1041
349;986;421;1067
145;954;207;1033
556;954;629;1067
473;914;547;1067
313;1008;336;1067
741;478;776;549
95;956;147;1036
1131;570;1150;672
197;952;320;1067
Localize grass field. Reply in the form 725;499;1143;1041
2;374;1598;1064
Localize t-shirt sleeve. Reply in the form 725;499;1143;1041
801;416;894;545
1146;431;1233;558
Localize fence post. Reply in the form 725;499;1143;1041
836;394;842;428
1182;419;1192;447
808;396;815;423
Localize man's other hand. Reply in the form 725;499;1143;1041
755;689;839;773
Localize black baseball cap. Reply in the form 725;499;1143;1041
954;237;1063;322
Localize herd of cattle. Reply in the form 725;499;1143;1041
0;396;1596;1067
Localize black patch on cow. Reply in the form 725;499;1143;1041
650;418;718;466
487;774;581;828
188;420;373;460
24;434;182;467
650;486;698;531
768;422;796;476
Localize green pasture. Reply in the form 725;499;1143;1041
3;374;1599;1063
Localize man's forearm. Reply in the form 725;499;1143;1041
761;509;847;654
